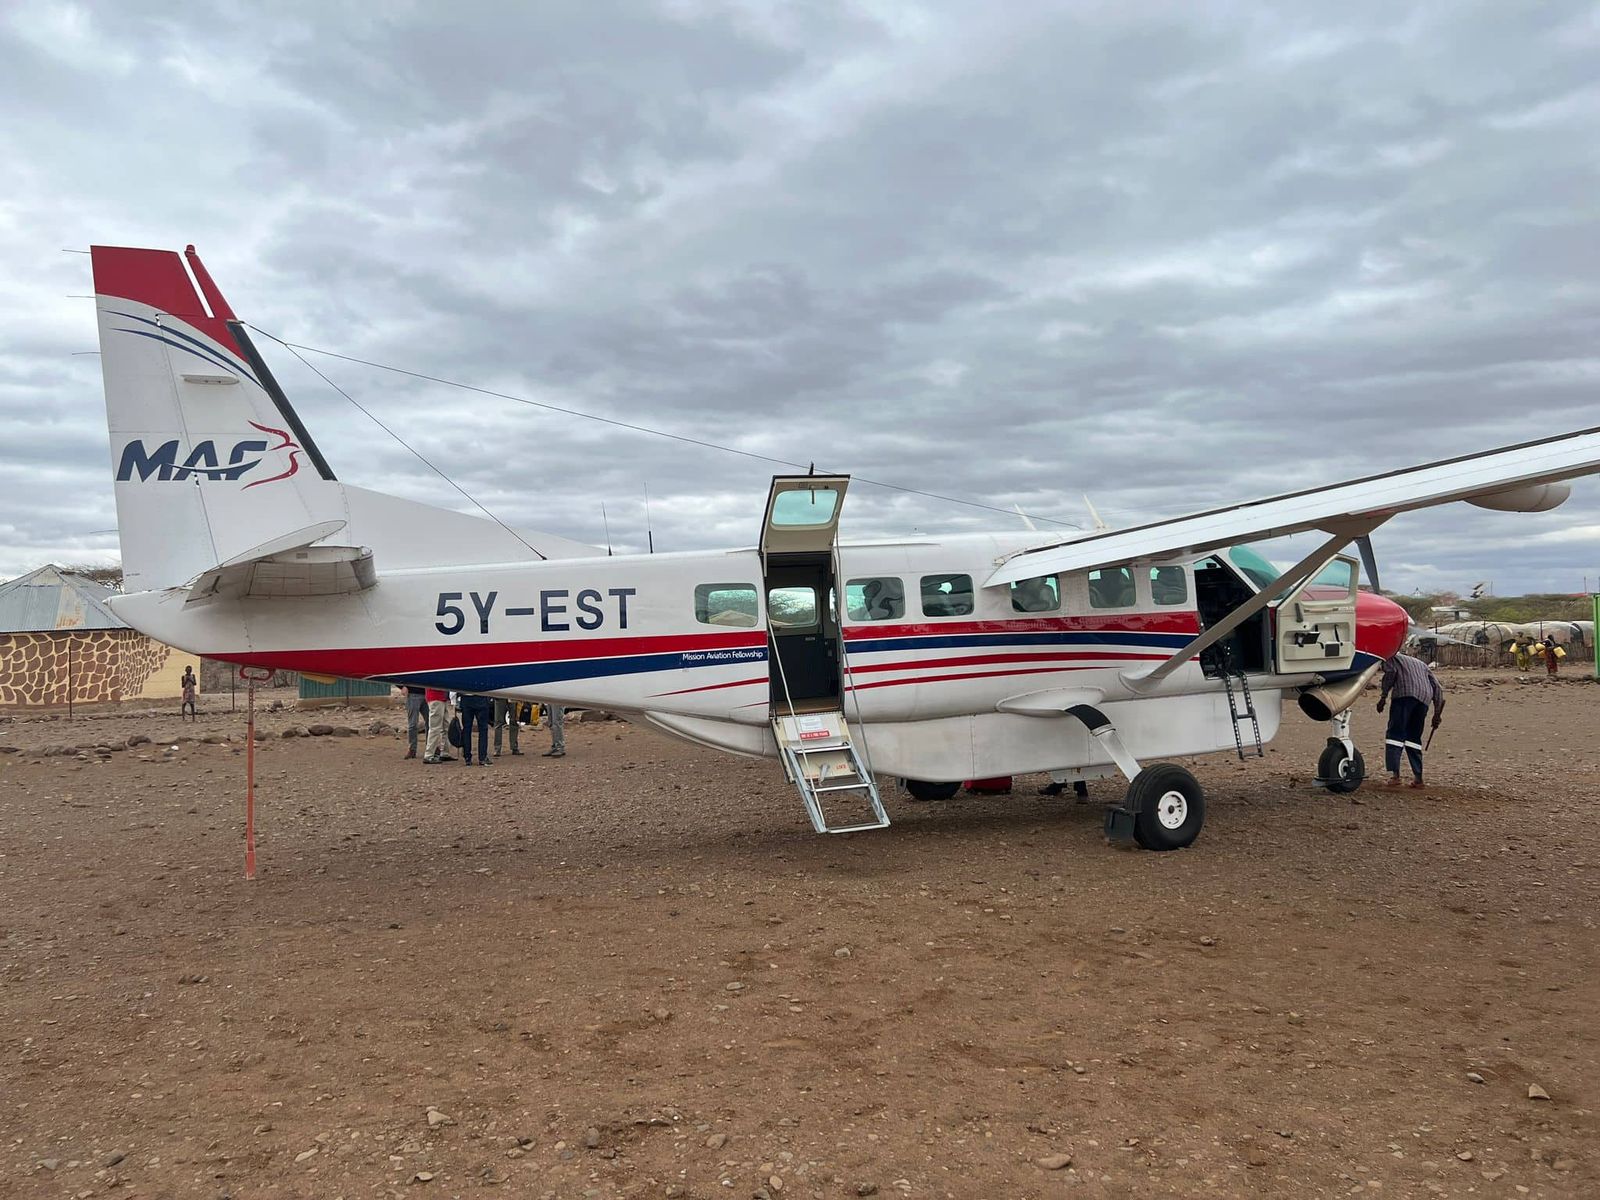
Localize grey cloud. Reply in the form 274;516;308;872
2;0;1598;593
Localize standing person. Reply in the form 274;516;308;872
1542;637;1564;677
458;692;494;766
542;703;566;758
180;665;198;721
1511;638;1532;673
403;685;427;759
1376;652;1445;789
492;696;522;757
423;686;451;763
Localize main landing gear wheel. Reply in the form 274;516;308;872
1116;763;1205;852
904;779;961;802
1317;740;1365;794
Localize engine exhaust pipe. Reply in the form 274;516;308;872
1297;661;1382;723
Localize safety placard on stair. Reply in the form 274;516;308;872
794;714;831;741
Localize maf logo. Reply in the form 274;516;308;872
116;421;302;489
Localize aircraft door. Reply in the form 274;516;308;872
1193;555;1268;675
766;570;838;703
761;477;850;556
1270;554;1360;674
761;476;850;713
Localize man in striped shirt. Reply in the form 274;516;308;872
1376;653;1445;788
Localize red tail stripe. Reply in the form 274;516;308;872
91;245;246;360
184;245;238;320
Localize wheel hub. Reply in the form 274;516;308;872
1155;790;1188;829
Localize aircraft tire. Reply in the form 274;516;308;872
1128;764;1205;852
1317;741;1365;794
903;779;961;802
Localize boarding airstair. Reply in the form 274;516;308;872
770;707;889;834
1214;644;1264;760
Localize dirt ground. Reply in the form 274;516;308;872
1;670;1597;1199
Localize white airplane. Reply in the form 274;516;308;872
88;245;1600;850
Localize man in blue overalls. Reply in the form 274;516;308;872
1376;653;1445;789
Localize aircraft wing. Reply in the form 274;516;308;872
988;425;1600;587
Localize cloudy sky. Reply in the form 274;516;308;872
3;0;1598;594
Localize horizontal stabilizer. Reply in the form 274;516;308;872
214;520;348;570
989;425;1600;586
189;544;376;603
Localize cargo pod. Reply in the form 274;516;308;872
759;475;886;833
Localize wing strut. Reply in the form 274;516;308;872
1124;521;1381;688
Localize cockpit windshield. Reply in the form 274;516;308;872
1226;546;1280;590
1226;545;1358;592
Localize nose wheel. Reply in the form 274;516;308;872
1316;739;1365;793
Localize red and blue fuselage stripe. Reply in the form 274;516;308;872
845;630;1195;655
228;624;1197;695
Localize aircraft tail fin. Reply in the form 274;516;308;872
92;245;347;591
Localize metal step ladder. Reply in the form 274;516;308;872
771;710;889;834
1220;666;1264;759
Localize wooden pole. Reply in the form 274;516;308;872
240;666;274;880
245;673;257;880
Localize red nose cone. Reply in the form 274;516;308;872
1356;590;1408;660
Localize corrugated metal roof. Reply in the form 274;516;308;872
0;565;127;633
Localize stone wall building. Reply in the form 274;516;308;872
0;566;198;707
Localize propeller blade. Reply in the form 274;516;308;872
1355;534;1381;594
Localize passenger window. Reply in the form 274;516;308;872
1149;566;1188;607
1088;566;1136;609
921;573;975;617
844;577;905;621
694;583;759;627
1009;575;1060;613
768;586;818;629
